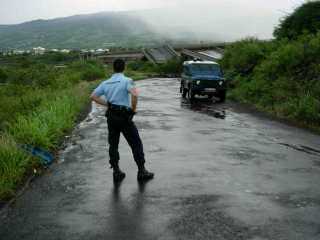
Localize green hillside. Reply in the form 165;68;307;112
0;12;161;49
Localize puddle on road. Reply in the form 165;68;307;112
138;109;176;118
169;194;254;240
278;143;320;156
180;98;227;119
266;192;320;209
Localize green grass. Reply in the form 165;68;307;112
0;82;92;200
0;56;180;201
0;57;103;201
8;84;89;149
0;135;31;199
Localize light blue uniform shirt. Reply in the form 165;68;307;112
93;73;135;108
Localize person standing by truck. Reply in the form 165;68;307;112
90;59;154;182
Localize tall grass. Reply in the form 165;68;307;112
0;135;31;199
8;84;89;149
0;58;103;200
0;83;91;200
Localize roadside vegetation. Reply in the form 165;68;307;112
5;2;317;201
221;1;320;130
0;53;105;200
0;51;180;201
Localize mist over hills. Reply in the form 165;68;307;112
138;2;284;43
0;4;285;50
0;12;161;49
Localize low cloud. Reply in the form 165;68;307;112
135;0;300;42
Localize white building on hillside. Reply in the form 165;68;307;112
60;49;70;54
13;50;26;55
33;47;46;55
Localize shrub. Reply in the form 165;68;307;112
70;60;105;81
0;68;8;83
294;94;320;122
127;60;157;73
157;58;182;75
254;33;320;86
7;64;57;87
222;32;320;127
221;38;276;82
81;64;105;81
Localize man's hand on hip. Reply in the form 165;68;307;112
90;94;108;107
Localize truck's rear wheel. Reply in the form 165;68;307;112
217;90;226;103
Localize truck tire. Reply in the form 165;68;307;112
218;90;226;103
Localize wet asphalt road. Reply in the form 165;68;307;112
1;78;320;240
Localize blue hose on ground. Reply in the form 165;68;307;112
19;144;54;166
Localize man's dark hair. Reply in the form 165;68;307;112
113;59;125;73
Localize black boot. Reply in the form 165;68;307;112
111;163;126;182
137;165;154;181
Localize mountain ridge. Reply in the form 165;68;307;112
0;11;161;49
0;5;284;50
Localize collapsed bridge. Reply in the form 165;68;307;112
81;44;224;64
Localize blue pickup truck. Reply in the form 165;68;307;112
180;60;227;102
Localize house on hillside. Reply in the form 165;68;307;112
12;50;26;55
95;49;107;55
60;49;70;54
33;47;46;55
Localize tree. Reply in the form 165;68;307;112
274;1;320;40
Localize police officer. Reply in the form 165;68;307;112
90;59;154;182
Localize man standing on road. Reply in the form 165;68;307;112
90;59;154;182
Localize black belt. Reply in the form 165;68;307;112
106;103;135;120
108;103;132;112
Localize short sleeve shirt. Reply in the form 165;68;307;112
92;73;135;108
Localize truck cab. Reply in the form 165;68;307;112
180;60;227;102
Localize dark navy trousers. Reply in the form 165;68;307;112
106;109;145;167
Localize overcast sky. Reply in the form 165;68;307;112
0;0;303;25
